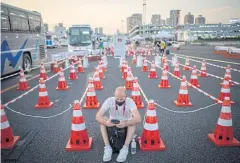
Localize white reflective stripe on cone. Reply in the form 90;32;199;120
144;122;158;131
222;81;228;84
201;67;206;70
174;68;179;71
225;74;231;78
59;77;66;81
150;68;155;71
162;76;168;80
221;106;231;113
40;84;46;88
87;92;96;96
40;70;46;73
94;78;100;81
146;110;157;117
126;77;132;81
70;69;75;73
132;91;141;96
20;78;26;82
39;91;48;96
217;118;232;127
181;82;187;87
191;75;198;79
179;89;188;94
71;123;86;131
1;121;10;129
221;88;230;93
1;109;6;116
73;110;83;117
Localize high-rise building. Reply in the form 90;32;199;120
151;14;161;25
170;10;181;26
184;12;194;25
166;18;171;26
195;15;206;24
44;23;48;32
127;13;142;33
99;27;103;34
53;23;66;38
95;28;98;34
160;19;166;26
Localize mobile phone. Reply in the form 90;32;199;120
111;119;120;124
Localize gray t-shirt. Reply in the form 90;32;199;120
101;97;137;121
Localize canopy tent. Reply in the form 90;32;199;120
131;35;145;41
152;31;175;39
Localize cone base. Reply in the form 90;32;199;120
208;134;240;146
17;86;30;91
1;136;20;149
65;137;92;151
83;102;100;109
174;100;192;107
95;86;103;90
158;85;171;88
138;137;166;151
35;102;53;108
56;86;69;90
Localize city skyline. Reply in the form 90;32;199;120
2;0;240;34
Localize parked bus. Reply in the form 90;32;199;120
45;33;58;48
68;24;93;56
1;2;46;76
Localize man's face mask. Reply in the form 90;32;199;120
115;97;126;106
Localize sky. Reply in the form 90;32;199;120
2;0;240;34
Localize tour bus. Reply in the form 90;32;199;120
68;24;93;56
1;3;46;76
45;33;58;48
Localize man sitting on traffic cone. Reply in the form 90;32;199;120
93;71;103;90
69;62;78;80
138;100;166;151
77;59;84;73
189;65;200;88
198;60;208;77
83;77;100;109
208;97;240;146
17;68;30;90
1;102;20;149
142;58;148;72
125;69;134;90
173;61;181;78
66;100;92;151
148;61;158;79
96;86;141;162
40;63;47;80
223;65;234;86
132;55;137;64
56;67;69;90
35;78;53;108
183;57;191;70
217;76;234;104
158;66;171;88
174;76;192;106
53;61;59;73
131;77;144;108
163;60;169;71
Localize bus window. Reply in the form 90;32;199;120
9;9;27;18
21;18;30;32
35;20;41;33
29;19;36;32
10;16;21;31
1;15;10;32
1;7;9;15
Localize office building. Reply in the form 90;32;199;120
44;23;48;32
151;14;161;25
195;15;206;24
170;10;181;26
53;23;66;38
126;13;142;33
184;12;194;25
99;27;103;34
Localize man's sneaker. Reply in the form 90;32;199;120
103;146;112;162
116;146;129;162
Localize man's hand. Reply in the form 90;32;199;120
105;119;115;127
116;121;126;128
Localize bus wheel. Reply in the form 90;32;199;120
23;53;32;74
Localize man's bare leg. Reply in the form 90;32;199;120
100;116;110;146
124;125;136;146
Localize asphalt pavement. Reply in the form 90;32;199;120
1;45;240;163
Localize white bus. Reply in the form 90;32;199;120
1;3;46;76
68;24;93;56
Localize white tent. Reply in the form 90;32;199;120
131;35;145;41
153;31;175;39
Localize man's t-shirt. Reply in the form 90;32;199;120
100;97;137;121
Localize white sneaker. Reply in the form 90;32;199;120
103;147;112;162
116;146;129;162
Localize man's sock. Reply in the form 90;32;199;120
105;145;112;150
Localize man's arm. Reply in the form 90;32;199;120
124;109;141;126
96;109;107;126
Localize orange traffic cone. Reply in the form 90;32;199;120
148;61;158;79
189;65;200;88
132;55;137;64
83;78;100;109
1;102;20;149
198;60;208;77
56;67;69;90
158;66;171;88
223;65;234;86
174;76;192;106
53;61;59;73
100;60;107;72
138;100;166;151
216;76;234;104
161;55;166;64
93;71;103;90
77;59;84;73
98;66;105;79
142;58;148;72
35;78;53;108
122;66;129;79
173;61;181;78
17;68;30;90
208;97;240;146
66;100;93;151
163;60;169;71
69;62;78;80
40;63;47;80
121;60;127;72
131;77;144;108
183;57;191;71
125;68;134;90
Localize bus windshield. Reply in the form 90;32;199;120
68;27;91;46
